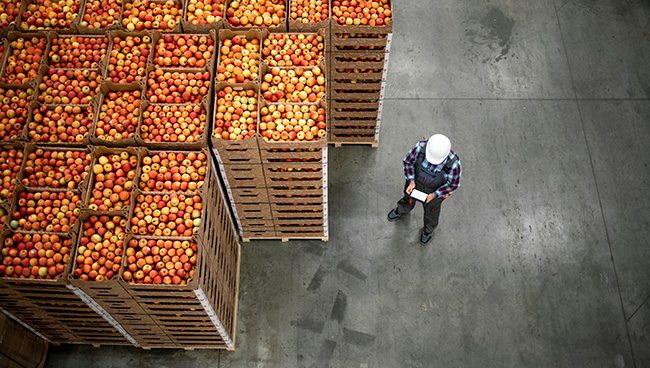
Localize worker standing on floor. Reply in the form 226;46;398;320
387;134;462;245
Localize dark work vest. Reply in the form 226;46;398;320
415;150;458;193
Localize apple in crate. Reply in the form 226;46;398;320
147;70;210;104
226;0;285;27
107;35;151;84
289;0;328;23
138;151;208;192
0;87;32;141
22;149;91;190
0;233;72;279
9;191;82;233
260;104;326;141
130;193;202;237
122;238;197;285
262;33;324;67
154;34;215;68
261;66;325;103
140;104;207;144
332;0;392;26
49;36;109;69
216;36;260;83
80;0;123;29
28;105;95;144
0;0;21;27
87;151;138;211
186;0;223;25
73;215;125;282
0;147;23;203
0;37;47;84
95;90;141;142
38;69;102;105
214;87;258;140
20;0;81;30
122;0;181;31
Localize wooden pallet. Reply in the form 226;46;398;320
242;236;329;243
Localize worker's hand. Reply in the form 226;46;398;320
426;193;436;203
406;181;416;194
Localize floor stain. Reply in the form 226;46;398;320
330;290;347;323
464;7;516;63
290;318;325;334
343;328;376;347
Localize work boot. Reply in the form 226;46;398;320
420;231;432;245
387;208;401;221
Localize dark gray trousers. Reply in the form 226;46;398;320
396;180;444;233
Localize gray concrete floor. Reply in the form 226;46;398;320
46;0;650;367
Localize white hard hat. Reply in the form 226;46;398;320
425;134;451;164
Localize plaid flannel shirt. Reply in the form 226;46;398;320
403;139;462;198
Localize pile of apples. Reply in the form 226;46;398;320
0;208;5;229
0;37;47;84
48;36;109;69
122;238;197;285
19;0;81;30
226;0;285;27
215;35;260;83
130;193;202;237
331;0;391;26
73;215;125;282
289;0;328;24
79;0;123;29
21;148;91;190
140;104;207;144
122;0;181;31
186;0;223;26
261;66;325;103
87;151;138;211
0;233;72;279
0;0;21;27
95;90;142;142
107;35;151;84
336;67;381;74
262;33;325;67
153;34;215;68
260;104;326;141
138;151;207;192
146;70;211;104
28;104;94;144
214;87;258;140
0;87;33;141
0;147;23;204
9;191;82;233
37;69;102;105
